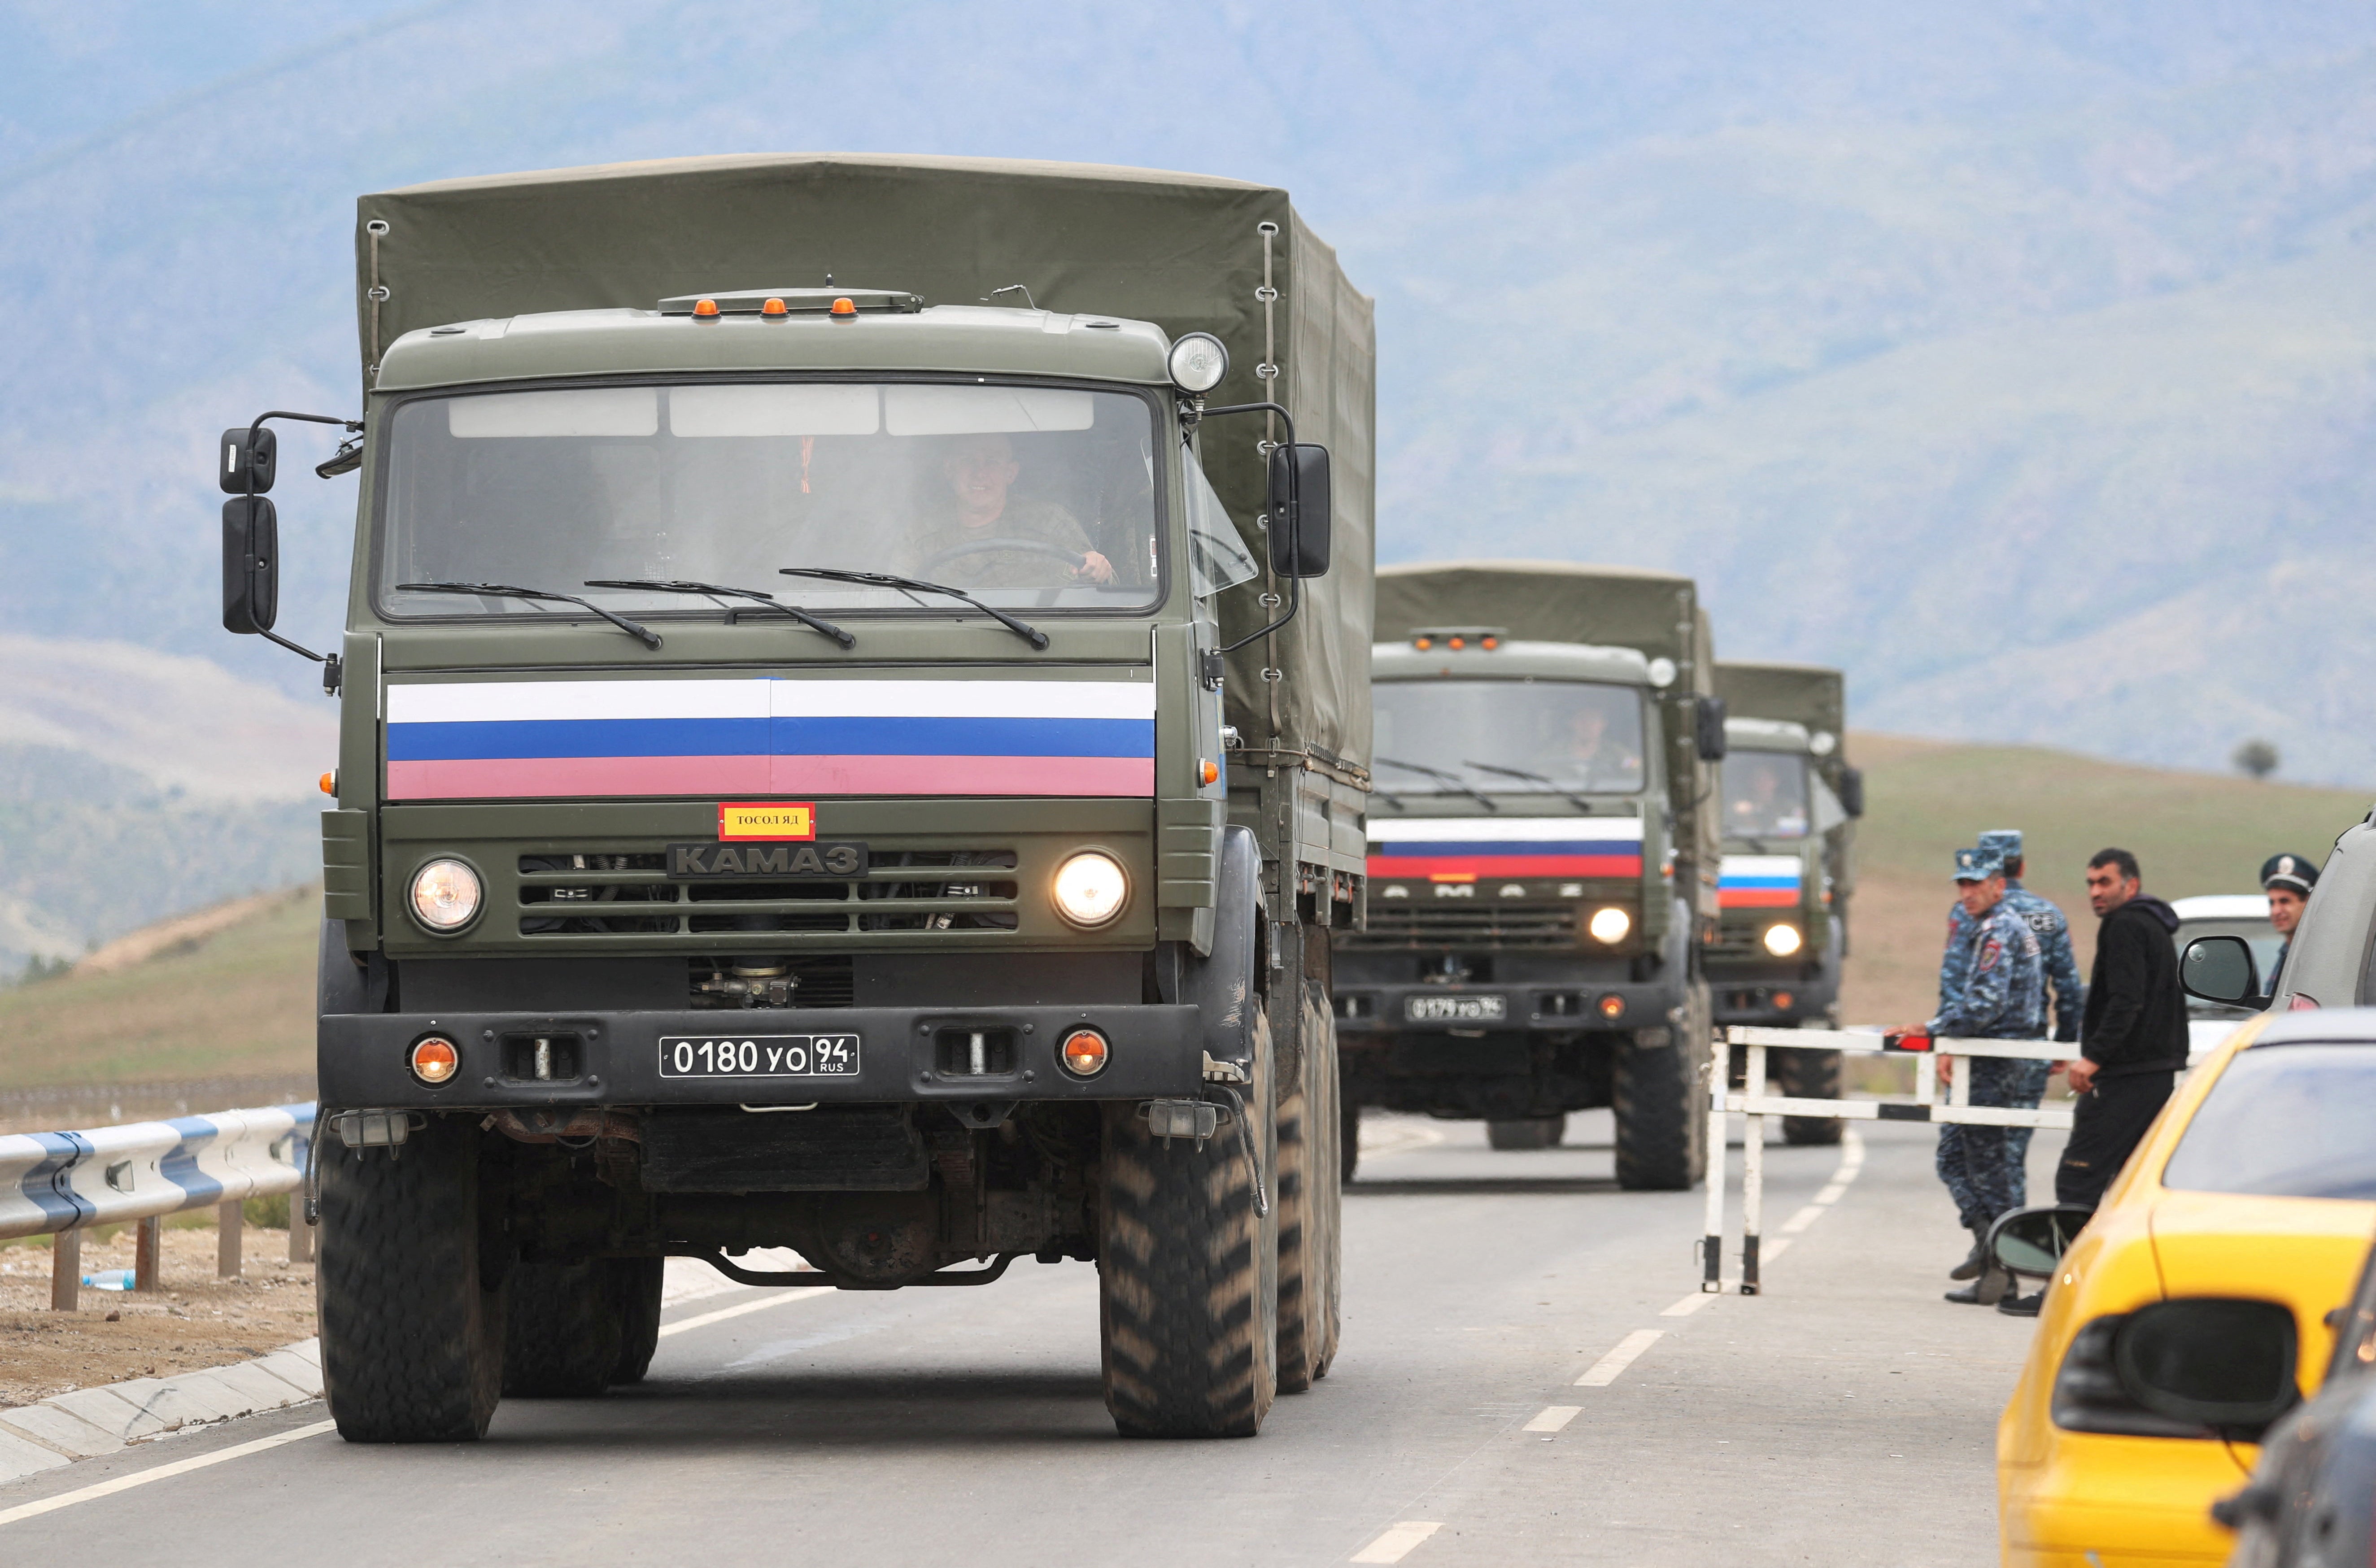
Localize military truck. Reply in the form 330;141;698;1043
1331;562;1723;1187
216;156;1373;1441
1705;662;1863;1146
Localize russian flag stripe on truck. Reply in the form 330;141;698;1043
1719;854;1803;908
1368;816;1643;880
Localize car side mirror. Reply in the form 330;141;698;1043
2182;935;2262;1007
2114;1298;2298;1433
220;425;276;495
1694;695;1728;762
222;496;279;635
1265;443;1331;579
1988;1203;2094;1278
1838;767;1865;819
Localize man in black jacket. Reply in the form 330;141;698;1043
2056;847;2190;1210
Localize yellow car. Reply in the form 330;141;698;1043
1996;1009;2376;1566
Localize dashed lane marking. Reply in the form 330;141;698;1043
1812;1182;1849;1204
1351;1521;1444;1564
1522;1406;1581;1433
658;1286;836;1338
1779;1204;1826;1233
1661;1289;1721;1317
1762;1237;1793;1262
1575;1328;1664;1386
0;1419;337;1528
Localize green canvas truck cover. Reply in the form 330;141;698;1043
1713;662;1845;756
352;154;1375;769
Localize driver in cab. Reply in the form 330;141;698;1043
1553;702;1643;790
902;433;1115;588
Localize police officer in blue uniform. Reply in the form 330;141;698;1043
2260;852;2318;993
1939;830;2082;1042
1915;846;2049;1305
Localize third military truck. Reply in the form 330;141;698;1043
217;156;1372;1442
1330;562;1723;1187
1705;662;1862;1145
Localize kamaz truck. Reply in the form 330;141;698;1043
216;156;1373;1441
1330;562;1723;1188
1707;661;1862;1146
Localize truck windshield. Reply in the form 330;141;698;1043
1722;751;1811;839
1372;679;1645;794
376;382;1164;616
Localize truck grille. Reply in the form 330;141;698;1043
1349;904;1578;950
518;850;1020;938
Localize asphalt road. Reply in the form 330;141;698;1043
0;1112;2050;1566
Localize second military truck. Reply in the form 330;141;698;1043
1331;562;1724;1187
219;156;1373;1442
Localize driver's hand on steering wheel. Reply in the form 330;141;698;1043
1070;549;1116;585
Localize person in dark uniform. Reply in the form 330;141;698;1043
2051;849;2189;1205
2260;852;2318;993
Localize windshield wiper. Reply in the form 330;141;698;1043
584;579;853;648
1464;760;1596;812
1375;756;1499;812
396;582;660;649
778;567;1046;650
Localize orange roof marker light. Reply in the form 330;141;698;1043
691;298;720;319
1412;625;1507;652
829;296;858;318
760;296;788;317
318;771;337;797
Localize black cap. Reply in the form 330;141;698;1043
2260;853;2318;896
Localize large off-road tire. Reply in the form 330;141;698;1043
316;1114;506;1441
1486;1115;1566;1150
1277;982;1343;1394
1339;1068;1361;1184
1613;983;1712;1192
1099;1006;1279;1437
504;1259;626;1397
1777;1041;1845;1147
608;1256;665;1385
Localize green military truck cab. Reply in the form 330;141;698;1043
1706;662;1862;1146
1330;563;1723;1188
219;157;1373;1441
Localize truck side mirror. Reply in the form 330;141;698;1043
1694;695;1728;762
222;496;279;635
1266;443;1331;579
220;426;277;495
1838;767;1865;819
2114;1298;2298;1433
2182;934;2262;1006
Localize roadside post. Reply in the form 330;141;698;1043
1704;1026;2074;1294
135;1214;162;1290
218;1199;242;1277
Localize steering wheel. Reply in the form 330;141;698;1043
918;537;1086;576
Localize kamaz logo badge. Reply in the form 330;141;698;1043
668;842;867;878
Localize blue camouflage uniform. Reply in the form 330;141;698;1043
1931;849;2051;1234
1940;830;2084;1042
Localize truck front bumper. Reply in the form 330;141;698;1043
1705;960;1837;1025
319;1004;1204;1109
1332;980;1679;1035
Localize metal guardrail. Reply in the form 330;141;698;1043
0;1103;315;1311
1702;1028;2073;1298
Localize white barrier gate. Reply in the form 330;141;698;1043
1702;1027;2071;1295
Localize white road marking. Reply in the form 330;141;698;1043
1351;1521;1444;1564
0;1419;337;1528
1779;1204;1826;1233
1522;1405;1581;1433
1811;1183;1848;1205
1661;1289;1721;1317
658;1286;836;1338
1575;1328;1663;1386
1761;1237;1793;1262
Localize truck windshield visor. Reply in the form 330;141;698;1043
1722;751;1811;839
376;382;1163;614
1373;679;1646;794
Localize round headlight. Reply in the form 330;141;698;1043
1587;906;1631;945
409;1036;460;1085
1763;923;1803;958
1052;851;1129;928
1167;331;1229;394
410;857;483;933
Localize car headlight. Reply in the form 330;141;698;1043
1588;906;1631;945
1167;331;1229;394
1052;851;1129;928
410;857;484;933
1763;923;1803;957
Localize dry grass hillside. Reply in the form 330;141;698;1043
1837;732;2370;1025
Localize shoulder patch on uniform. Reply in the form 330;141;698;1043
1978;936;2001;972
